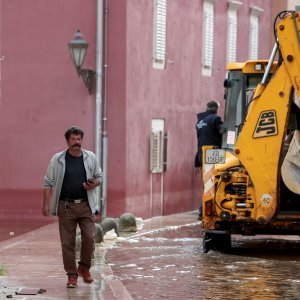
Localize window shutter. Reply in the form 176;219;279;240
249;15;259;59
153;0;167;69
227;10;237;62
202;1;214;77
227;1;241;62
249;6;263;60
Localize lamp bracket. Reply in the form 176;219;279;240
79;68;96;94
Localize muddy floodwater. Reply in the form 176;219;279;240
106;224;300;299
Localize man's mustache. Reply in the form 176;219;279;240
72;144;81;148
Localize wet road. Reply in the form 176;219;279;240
107;224;300;299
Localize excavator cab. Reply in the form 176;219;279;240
222;61;276;151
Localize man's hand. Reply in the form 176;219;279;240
42;188;52;217
83;179;100;190
42;202;51;217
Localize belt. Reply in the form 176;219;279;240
59;198;87;204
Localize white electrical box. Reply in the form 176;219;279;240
150;131;164;173
150;119;164;173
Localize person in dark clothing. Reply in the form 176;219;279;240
195;100;223;219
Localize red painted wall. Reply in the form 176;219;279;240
122;0;272;219
0;0;274;223
105;0;127;217
0;0;98;222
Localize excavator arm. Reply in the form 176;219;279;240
234;12;300;224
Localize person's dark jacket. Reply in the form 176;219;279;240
195;111;223;167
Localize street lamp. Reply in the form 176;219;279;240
68;30;96;94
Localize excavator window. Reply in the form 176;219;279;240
222;70;272;151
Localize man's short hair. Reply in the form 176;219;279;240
206;100;220;112
64;126;84;140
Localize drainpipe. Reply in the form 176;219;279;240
95;0;103;214
101;0;109;220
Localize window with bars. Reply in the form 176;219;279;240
249;6;263;60
153;0;167;70
227;1;241;62
202;0;214;77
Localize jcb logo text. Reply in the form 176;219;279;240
253;110;278;138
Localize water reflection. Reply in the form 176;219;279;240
107;225;300;299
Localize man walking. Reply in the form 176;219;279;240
42;126;102;288
195;100;223;219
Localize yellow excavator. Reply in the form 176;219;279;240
202;10;300;252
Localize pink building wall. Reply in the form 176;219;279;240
120;0;272;218
0;0;275;222
0;0;98;222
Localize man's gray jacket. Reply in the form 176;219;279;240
44;149;102;216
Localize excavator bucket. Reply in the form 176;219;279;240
281;130;300;194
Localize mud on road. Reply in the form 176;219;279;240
107;224;300;299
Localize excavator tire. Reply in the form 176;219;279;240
203;232;231;253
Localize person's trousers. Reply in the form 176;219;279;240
198;167;203;216
58;201;95;275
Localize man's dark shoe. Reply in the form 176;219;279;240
78;266;94;284
67;274;78;288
